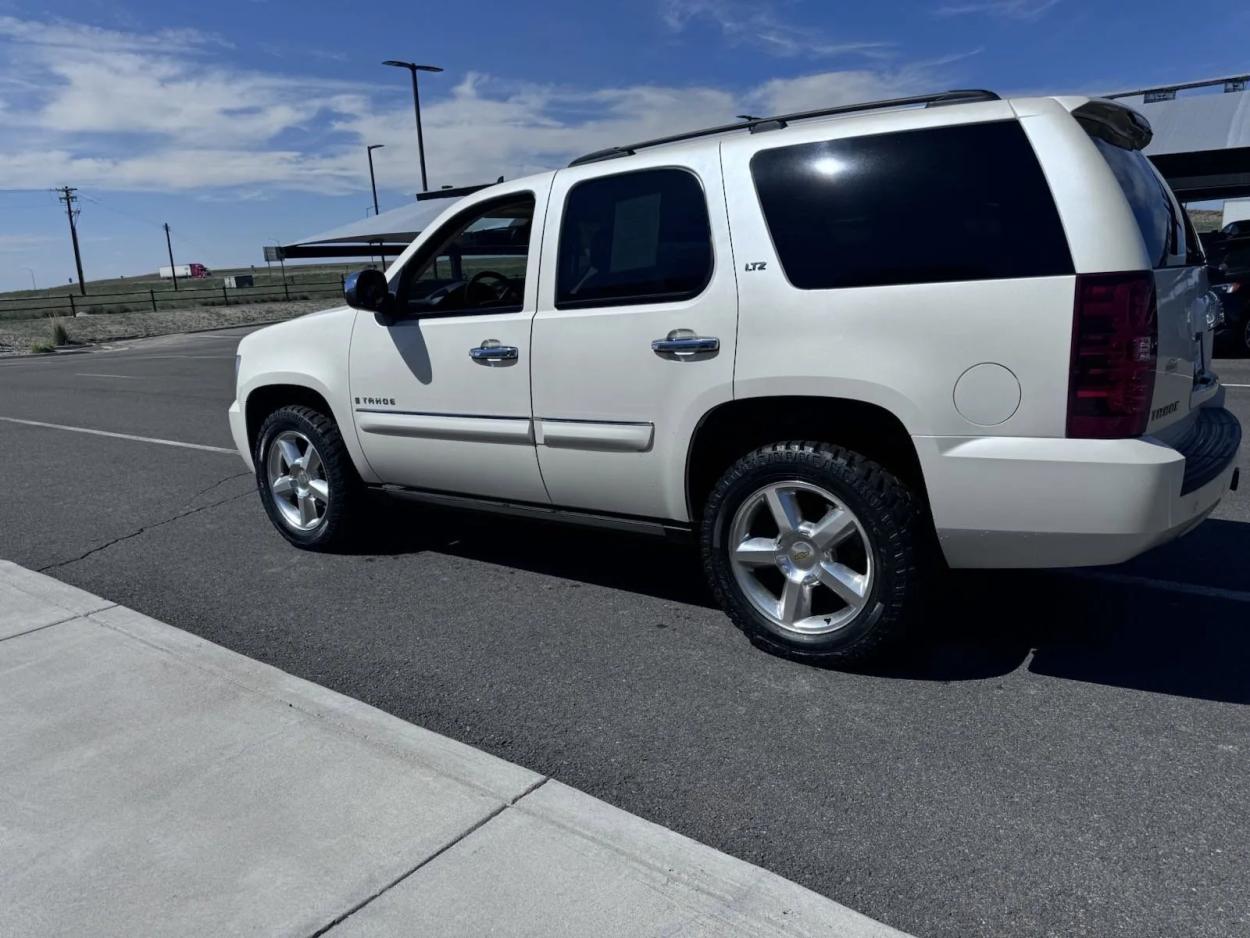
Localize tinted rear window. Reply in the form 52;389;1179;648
556;168;713;309
1088;135;1176;268
750;121;1073;290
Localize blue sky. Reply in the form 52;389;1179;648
0;0;1245;290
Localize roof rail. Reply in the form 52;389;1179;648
415;181;499;201
568;89;1000;167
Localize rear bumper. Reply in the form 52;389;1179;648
921;406;1241;569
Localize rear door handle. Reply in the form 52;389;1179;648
651;329;720;357
469;339;519;364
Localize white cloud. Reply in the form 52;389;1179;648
0;15;230;53
0;233;58;252
339;60;958;195
935;0;1059;20
0;14;966;197
662;0;895;59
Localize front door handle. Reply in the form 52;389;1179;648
651;329;720;357
469;339;519;364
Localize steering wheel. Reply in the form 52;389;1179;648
466;270;520;305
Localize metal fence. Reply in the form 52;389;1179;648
0;276;346;320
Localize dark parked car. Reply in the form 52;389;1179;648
1211;241;1250;355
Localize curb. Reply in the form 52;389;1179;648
0;560;910;938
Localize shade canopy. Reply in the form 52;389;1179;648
1112;77;1250;202
269;183;495;260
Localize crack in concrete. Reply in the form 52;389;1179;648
307;776;552;937
38;473;253;573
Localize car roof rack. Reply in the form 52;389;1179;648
568;89;1001;167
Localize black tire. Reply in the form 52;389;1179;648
700;441;922;666
254;404;364;551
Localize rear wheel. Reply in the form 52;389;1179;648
701;441;922;665
255;404;363;550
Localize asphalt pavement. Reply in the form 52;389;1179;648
1;326;1248;938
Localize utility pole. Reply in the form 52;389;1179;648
163;222;179;290
57;186;86;295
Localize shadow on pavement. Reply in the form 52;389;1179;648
354;495;715;608
355;496;1250;705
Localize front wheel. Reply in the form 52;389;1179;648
701;442;923;666
254;404;363;550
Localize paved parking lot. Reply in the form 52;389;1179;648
1;326;1248;938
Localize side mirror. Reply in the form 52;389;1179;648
344;269;396;324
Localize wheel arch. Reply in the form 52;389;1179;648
243;383;337;456
685;395;931;523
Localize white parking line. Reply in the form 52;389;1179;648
76;373;138;379
1073;570;1250;604
0;416;237;455
1224;383;1250;389
137;355;236;361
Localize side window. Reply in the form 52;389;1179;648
556;168;713;309
750;121;1074;290
394;194;534;316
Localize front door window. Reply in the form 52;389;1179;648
395;195;535;317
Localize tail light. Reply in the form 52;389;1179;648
1067;272;1157;439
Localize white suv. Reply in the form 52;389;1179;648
230;89;1241;664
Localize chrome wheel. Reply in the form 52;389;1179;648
727;480;873;637
266;430;329;532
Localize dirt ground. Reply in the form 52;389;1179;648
0;299;340;354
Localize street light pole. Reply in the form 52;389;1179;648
367;144;384;215
382;60;443;192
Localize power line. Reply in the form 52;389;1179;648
80;193;218;272
79;193;163;228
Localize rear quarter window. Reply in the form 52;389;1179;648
750;120;1073;290
1087;135;1176;268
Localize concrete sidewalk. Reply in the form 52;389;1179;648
0;560;907;937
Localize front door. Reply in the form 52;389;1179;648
348;183;551;504
530;151;738;521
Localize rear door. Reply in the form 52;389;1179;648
529;150;738;522
1085;131;1217;434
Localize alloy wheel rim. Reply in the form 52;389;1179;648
727;480;873;637
266;430;329;532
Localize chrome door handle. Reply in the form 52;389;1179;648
651;330;720;357
469;340;519;363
